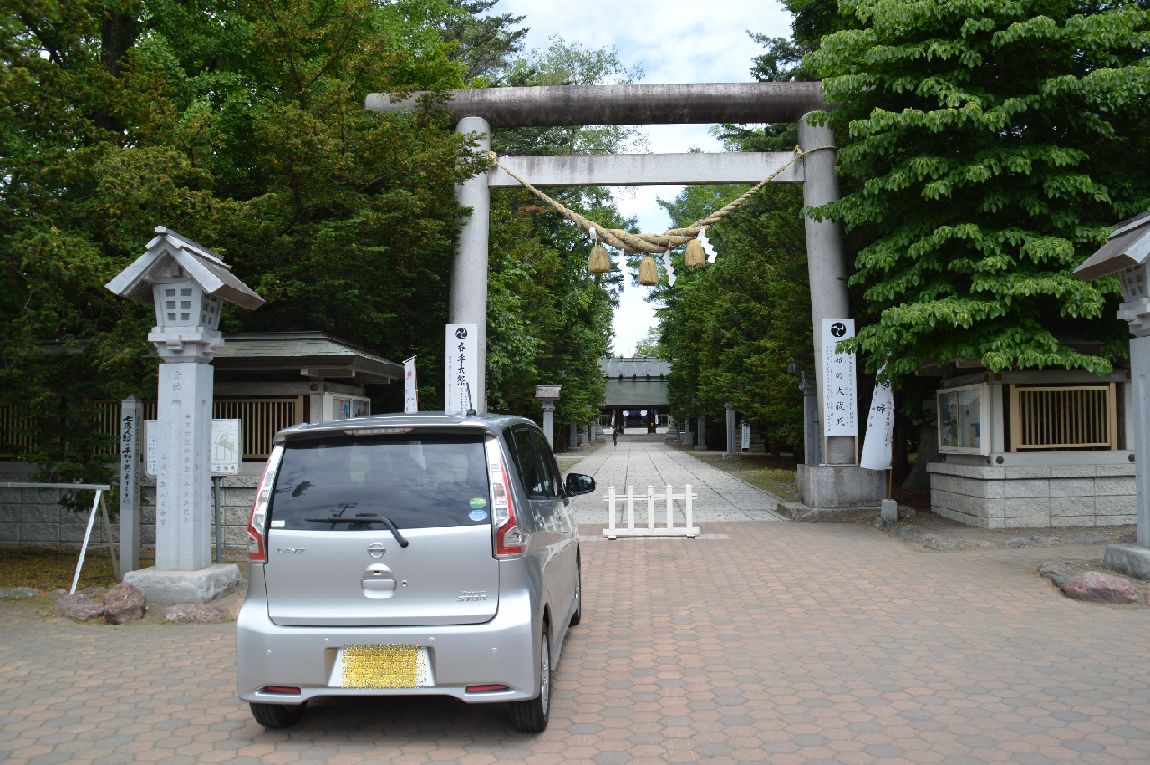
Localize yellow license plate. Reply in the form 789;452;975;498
337;644;421;689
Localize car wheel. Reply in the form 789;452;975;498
250;701;305;729
569;558;582;627
509;622;551;733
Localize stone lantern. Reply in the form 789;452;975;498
1075;210;1150;578
106;227;264;602
535;385;562;449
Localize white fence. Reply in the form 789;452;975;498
603;485;700;539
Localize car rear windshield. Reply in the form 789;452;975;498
268;433;491;531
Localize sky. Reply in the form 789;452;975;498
489;0;794;356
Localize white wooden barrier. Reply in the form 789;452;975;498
603;484;700;539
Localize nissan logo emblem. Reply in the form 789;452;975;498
368;543;386;559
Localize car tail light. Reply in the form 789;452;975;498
485;439;524;558
247;445;284;563
261;686;301;695
466;684;509;693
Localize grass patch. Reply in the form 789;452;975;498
0;546;147;592
687;451;799;501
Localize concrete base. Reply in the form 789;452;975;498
797;465;885;509
1103;544;1150;581
880;499;899;524
123;564;242;603
777;501;879;523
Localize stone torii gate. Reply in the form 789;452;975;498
366;82;883;509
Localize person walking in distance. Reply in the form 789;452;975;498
612;425;620;446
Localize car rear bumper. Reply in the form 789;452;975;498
236;590;539;705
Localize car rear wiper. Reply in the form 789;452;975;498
304;513;410;548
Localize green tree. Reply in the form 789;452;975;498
0;0;487;477
806;0;1150;378
655;182;810;454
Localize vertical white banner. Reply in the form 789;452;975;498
822;319;858;437
445;324;478;415
403;356;418;414
860;369;894;471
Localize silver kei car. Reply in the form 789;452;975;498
236;412;594;733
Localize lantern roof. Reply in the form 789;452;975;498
105;227;265;310
1075;211;1150;281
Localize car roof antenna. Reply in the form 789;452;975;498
465;382;477;417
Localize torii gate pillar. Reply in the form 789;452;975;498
454;116;491;411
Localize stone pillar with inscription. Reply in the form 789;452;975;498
118;395;143;574
106;227;264;601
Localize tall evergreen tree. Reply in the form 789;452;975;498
807;0;1150;378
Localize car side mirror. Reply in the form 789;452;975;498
564;472;596;497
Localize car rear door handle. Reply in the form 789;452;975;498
363;563;397;591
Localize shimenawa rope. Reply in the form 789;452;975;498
488;145;836;254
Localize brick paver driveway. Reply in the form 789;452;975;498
2;444;1149;763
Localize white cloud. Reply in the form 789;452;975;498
489;0;793;354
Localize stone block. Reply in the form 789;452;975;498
1004;465;1051;479
0;488;20;503
1095;477;1135;496
21;505;60;523
20;523;58;543
1004;479;1050;499
1000;498;1050;527
1103;544;1150;581
1096;463;1137;477
1096;495;1137;515
1051;497;1095;517
142;525;156;544
1097;514;1135;526
1049;479;1095;498
225;506;250;526
0;505;20;523
984;480;1005;499
797;465;884;508
123;564;241;603
59;523;89;544
928;463;1006;480
0;523;19;543
1054;515;1097;527
224;488;257;507
1049;464;1098;478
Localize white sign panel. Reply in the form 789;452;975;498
444;324;478;415
822;319;858;437
740;422;751;450
210;419;242;475
403;356;418;413
146;419;242;477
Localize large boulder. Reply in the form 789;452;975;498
1059;571;1138;604
103;583;147;624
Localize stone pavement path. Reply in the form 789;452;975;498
567;436;785;525
4;519;1150;764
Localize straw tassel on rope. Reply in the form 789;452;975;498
638;255;658;286
587;243;611;275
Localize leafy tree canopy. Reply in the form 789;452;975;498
0;0;497;477
806;0;1150;378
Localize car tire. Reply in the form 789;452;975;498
250;701;305;729
509;622;551;733
569;559;582;627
